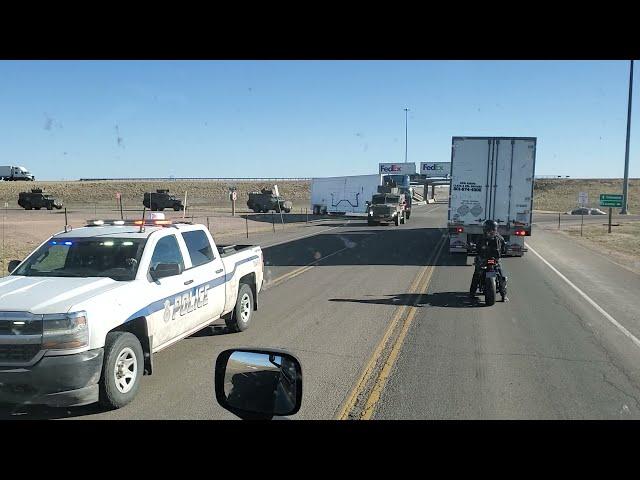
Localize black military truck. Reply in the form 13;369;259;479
18;188;63;210
247;188;292;213
143;189;184;211
366;185;408;226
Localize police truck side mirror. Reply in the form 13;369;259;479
215;348;302;420
150;262;182;280
8;260;21;274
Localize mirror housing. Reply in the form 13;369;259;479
215;348;302;420
8;260;21;274
150;262;182;280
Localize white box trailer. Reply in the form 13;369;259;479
311;174;383;214
447;137;536;256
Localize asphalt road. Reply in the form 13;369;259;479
3;203;640;419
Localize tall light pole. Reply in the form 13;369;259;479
404;108;409;163
621;60;634;214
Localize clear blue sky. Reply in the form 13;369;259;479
0;60;637;180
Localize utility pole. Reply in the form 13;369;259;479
404;108;409;163
621;60;634;214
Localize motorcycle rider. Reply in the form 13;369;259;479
469;220;507;299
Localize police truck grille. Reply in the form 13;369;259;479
0;344;42;363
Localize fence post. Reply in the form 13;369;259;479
246;216;249;239
558;212;560;229
306;207;308;223
272;213;275;233
207;216;210;232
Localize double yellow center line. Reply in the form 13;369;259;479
336;232;447;420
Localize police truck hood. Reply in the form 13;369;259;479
0;276;126;314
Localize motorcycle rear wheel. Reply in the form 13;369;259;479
484;276;496;306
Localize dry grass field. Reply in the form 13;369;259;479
534;178;639;213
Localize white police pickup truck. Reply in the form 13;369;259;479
0;217;264;409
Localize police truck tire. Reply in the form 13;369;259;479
99;331;144;409
35;207;41;210
225;283;254;333
174;205;181;211
47;205;53;210
484;277;496;306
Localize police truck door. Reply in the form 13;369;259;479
178;229;226;333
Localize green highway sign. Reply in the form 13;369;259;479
599;193;623;207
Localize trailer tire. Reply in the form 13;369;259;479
99;331;144;409
225;283;254;333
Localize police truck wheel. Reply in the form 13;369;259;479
225;283;253;333
173;205;180;211
47;205;53;210
35;207;41;210
99;331;143;409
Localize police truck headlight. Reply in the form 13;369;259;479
42;311;89;351
368;210;373;216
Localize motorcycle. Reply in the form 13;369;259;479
471;256;507;306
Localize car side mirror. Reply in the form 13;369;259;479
8;260;21;274
150;262;182;280
215;348;302;420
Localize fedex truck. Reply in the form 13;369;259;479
311;174;383;214
447;137;537;257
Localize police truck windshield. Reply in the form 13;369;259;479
13;238;146;281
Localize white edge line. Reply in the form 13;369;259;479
525;242;640;350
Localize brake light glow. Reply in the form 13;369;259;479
514;229;526;236
487;259;496;265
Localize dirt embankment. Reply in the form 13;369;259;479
534;178;639;213
0;180;312;210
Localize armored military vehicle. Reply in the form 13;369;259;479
143;189;184;211
18;188;63;210
247;188;292;213
366;184;409;226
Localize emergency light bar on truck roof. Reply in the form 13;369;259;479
84;219;191;227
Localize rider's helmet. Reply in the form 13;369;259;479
483;220;498;236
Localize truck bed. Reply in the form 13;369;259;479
217;244;257;258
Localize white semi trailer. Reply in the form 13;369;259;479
0;165;34;181
447;137;537;257
310;174;383;214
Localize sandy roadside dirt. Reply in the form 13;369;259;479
537;220;640;275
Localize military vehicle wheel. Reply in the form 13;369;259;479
158;207;164;211
47;205;53;210
254;204;262;213
173;205;181;211
368;219;378;226
35;207;41;210
284;208;291;213
24;202;32;210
